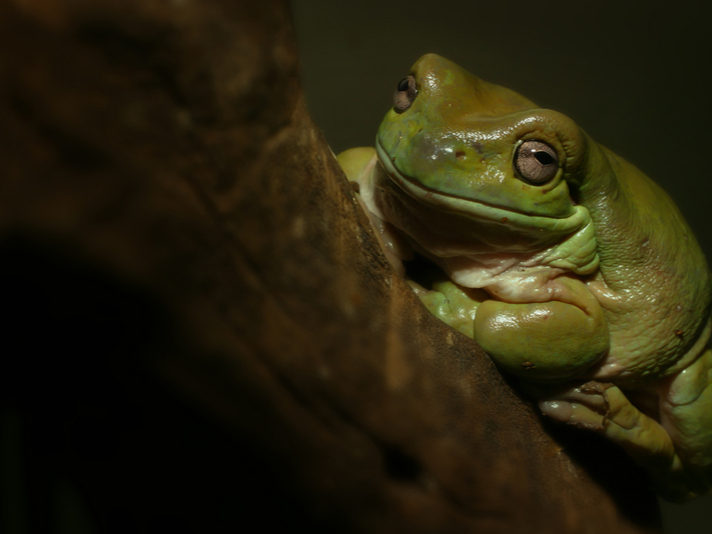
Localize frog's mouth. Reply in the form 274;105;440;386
375;141;587;235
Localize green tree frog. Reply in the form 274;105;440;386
338;54;712;502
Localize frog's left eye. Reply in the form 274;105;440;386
514;140;560;184
394;75;417;113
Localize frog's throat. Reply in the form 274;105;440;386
375;143;600;276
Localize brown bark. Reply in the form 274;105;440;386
0;1;662;532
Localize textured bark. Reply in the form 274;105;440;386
0;1;662;532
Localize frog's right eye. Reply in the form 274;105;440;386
514;140;560;185
394;75;417;113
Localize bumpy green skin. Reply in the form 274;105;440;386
338;54;712;501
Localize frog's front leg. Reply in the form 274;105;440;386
539;346;712;502
473;276;609;382
411;279;488;339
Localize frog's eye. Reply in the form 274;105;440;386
514;140;560;184
394;75;417;113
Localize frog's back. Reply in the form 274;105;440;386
578;143;712;384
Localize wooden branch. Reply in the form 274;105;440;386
0;0;662;532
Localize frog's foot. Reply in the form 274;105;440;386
539;382;675;482
537;381;707;501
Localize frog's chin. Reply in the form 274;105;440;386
376;143;584;235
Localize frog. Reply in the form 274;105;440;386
337;53;712;502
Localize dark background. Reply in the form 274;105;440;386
291;1;712;533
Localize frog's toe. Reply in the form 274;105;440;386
538;381;612;431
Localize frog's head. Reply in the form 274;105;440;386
375;53;592;256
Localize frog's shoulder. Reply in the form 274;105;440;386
337;147;376;182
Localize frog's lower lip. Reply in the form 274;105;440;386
376;141;551;227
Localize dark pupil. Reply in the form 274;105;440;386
397;78;410;92
534;151;554;165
